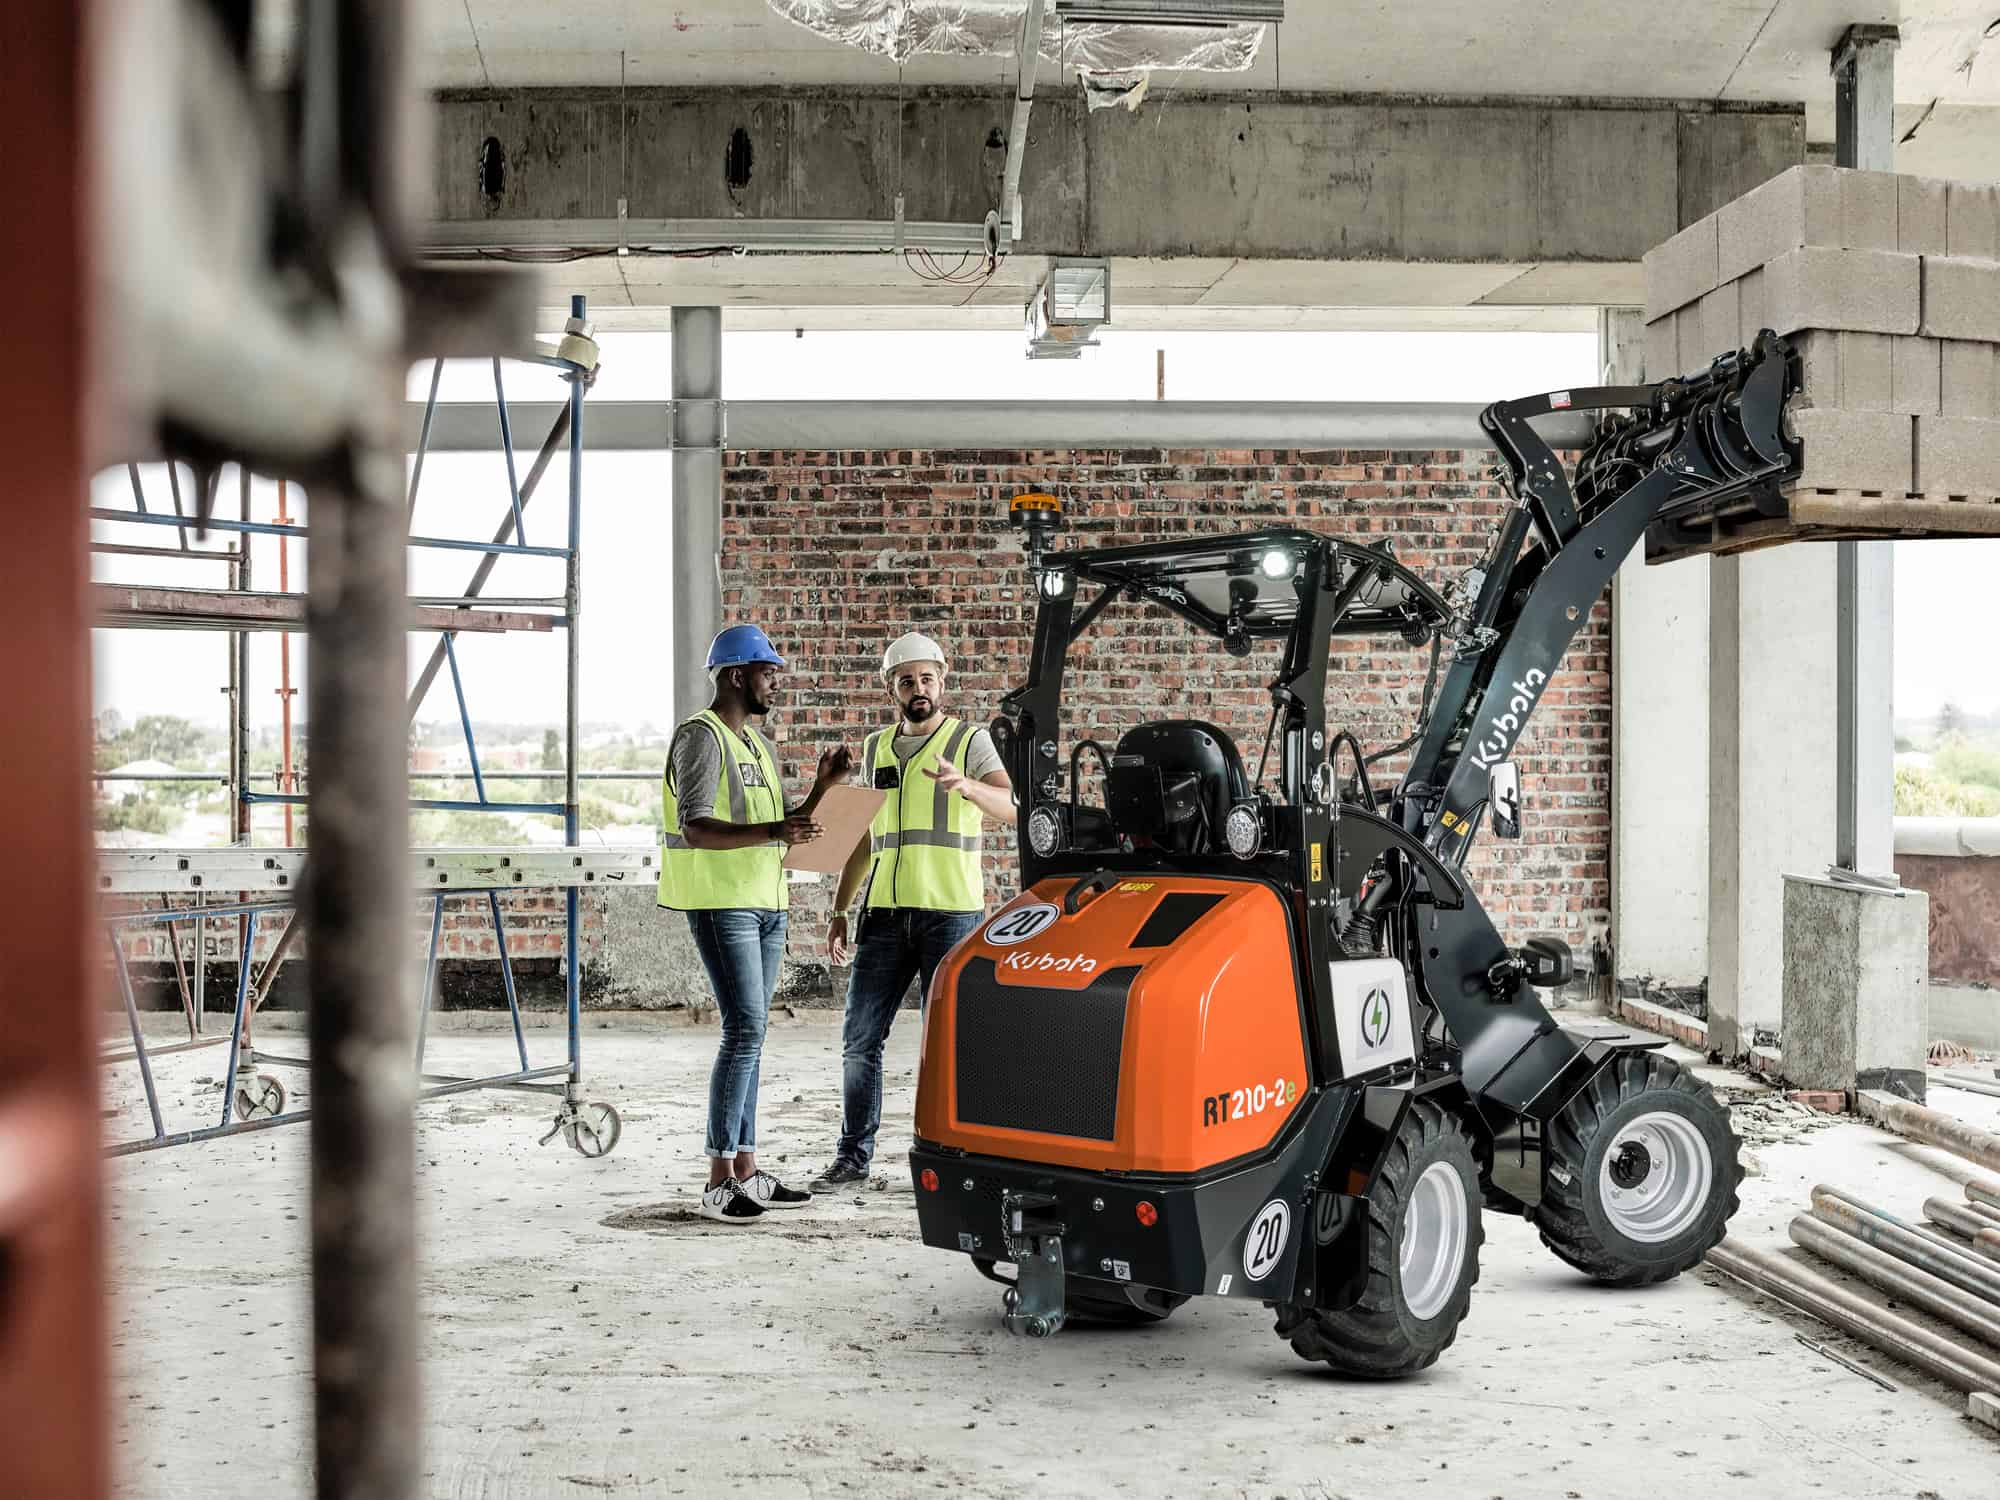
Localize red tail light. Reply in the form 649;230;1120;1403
920;1168;939;1192
1135;1200;1158;1227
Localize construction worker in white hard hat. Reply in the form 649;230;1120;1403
807;631;1015;1192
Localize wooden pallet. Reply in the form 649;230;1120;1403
1788;487;2000;533
1647;486;2000;563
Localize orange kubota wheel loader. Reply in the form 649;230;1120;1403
910;340;1801;1376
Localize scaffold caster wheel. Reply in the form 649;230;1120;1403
233;1074;285;1121
566;1101;621;1158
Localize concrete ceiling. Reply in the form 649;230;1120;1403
377;1;2000;330
401;0;2000;156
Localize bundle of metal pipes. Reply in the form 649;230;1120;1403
1707;1092;2000;1432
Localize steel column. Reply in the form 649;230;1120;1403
1831;25;1899;877
670;306;724;726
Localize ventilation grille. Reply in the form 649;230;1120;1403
954;959;1134;1142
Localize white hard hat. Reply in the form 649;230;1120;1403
882;631;948;682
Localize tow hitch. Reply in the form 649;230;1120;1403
1000;1190;1066;1338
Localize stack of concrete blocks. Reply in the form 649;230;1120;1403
1644;165;2000;531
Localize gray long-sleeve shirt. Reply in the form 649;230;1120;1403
669;719;782;824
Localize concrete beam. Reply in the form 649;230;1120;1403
429;89;1804;312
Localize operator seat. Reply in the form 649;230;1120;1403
1108;720;1250;855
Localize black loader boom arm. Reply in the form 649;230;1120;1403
1399;331;1799;858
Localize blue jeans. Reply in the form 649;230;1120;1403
686;908;788;1159
835;907;984;1170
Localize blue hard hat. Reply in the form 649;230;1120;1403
706;623;786;671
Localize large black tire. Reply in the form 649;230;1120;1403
1533;1051;1742;1287
1276;1099;1482;1379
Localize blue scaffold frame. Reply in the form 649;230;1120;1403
95;294;621;1161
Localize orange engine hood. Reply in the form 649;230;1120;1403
915;875;1309;1175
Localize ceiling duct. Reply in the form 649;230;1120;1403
765;1;1267;72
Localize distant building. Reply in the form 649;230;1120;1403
100;759;183;803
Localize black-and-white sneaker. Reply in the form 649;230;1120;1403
807;1160;870;1194
741;1170;812;1210
699;1177;766;1225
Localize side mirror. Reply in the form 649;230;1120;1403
1489;761;1522;839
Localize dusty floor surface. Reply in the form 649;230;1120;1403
103;1011;1999;1499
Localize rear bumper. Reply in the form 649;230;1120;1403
910;1092;1348;1304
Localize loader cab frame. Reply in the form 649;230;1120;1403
995;528;1465;1087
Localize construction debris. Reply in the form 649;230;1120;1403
1722;1087;1844;1148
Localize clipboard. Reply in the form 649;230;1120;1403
782;783;886;874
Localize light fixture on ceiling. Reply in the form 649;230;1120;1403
1026;257;1111;361
1052;1;1284;25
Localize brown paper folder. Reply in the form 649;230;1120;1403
781;783;886;874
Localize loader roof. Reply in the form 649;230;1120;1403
1054;528;1451;642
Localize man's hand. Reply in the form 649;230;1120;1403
828;912;852;965
771;813;823;846
815;746;854;786
923;761;971;797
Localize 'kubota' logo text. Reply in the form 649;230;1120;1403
1003;950;1098;975
1469;667;1548;771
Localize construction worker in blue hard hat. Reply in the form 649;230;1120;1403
659;623;852;1224
807;630;1015;1193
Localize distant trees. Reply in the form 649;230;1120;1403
541;728;563;770
93;713;221;771
1937;701;1968;742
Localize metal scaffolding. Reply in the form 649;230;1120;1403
92;295;627;1160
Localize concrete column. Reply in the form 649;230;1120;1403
1708;547;1840;1056
670;306;723;726
1609;306;1711;995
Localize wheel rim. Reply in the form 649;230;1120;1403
1399;1160;1469;1321
1597;1109;1713;1243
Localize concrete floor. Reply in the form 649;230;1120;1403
104;1014;1999;1498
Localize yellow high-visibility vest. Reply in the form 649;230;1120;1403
863;717;983;912
657;709;789;912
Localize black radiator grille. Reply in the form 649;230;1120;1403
954;959;1136;1142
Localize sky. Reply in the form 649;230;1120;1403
89;326;1998;739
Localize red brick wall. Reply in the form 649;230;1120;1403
724;447;1612;952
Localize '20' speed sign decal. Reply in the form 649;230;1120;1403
1242;1199;1291;1282
983;903;1060;946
